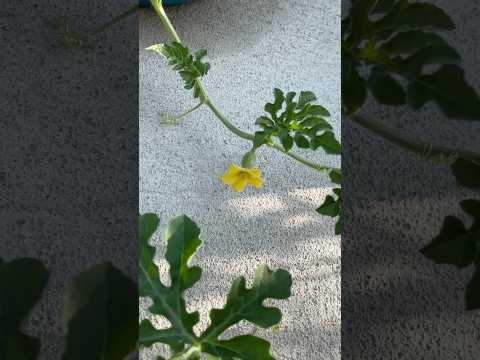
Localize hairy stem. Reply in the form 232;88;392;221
153;1;337;173
349;112;480;163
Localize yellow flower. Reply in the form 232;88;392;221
221;164;264;192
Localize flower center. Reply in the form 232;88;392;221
239;172;249;180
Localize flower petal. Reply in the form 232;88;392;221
232;178;248;192
246;168;262;178
248;176;264;188
221;172;239;185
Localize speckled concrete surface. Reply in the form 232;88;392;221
139;0;341;359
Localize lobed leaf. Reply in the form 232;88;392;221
317;187;342;235
62;263;138;360
148;42;210;100
0;258;49;360
255;88;339;152
343;0;480;121
421;199;480;310
139;214;292;359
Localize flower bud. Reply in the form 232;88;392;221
241;149;257;168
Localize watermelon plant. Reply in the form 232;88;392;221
139;213;292;359
147;0;342;234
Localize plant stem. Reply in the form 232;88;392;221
152;1;182;42
204;100;255;141
176;101;204;120
349;112;480;163
152;1;337;173
90;4;141;36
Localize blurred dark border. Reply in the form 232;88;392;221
0;1;138;358
342;0;480;359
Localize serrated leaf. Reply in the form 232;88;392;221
154;42;210;99
316;187;341;235
139;214;202;351
420;216;476;268
451;158;480;191
139;214;292;359
316;195;340;217
253;130;272;148
311;132;341;154
412;65;480;120
342;61;367;114
368;69;406;105
401;46;460;75
294;133;310;149
255;116;275;128
305;104;331;117
393;2;455;31
301;116;332;130
62;263;138;360
280;131;294;152
372;0;395;14
460;200;480;223
329;169;342;185
202;335;274;360
200;265;291;347
380;31;450;55
297;91;317;108
0;258;49;360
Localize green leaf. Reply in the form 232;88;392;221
253;130;272;148
153;42;210;99
451;158;480;191
372;0;395;14
342;62;367;115
256;88;335;153
316;187;341;235
200;265;292;354
466;268;480;310
380;31;450;55
139;214;292;359
62;263;138;360
412;65;480;120
294;133;310;149
297;91;317;109
368;68;406;105
392;2;455;31
255;116;275;128
305;104;331;117
301;117;332;130
0;258;49;360
420;216;476;268
280;131;294;152
460;199;480;223
311;132;341;154
316;195;340;217
202;335;274;360
421;200;480;310
139;214;202;351
335;218;342;236
329;169;342;185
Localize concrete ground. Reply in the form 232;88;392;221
139;0;341;358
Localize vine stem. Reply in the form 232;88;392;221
349;112;480;163
152;1;338;174
90;4;141;36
